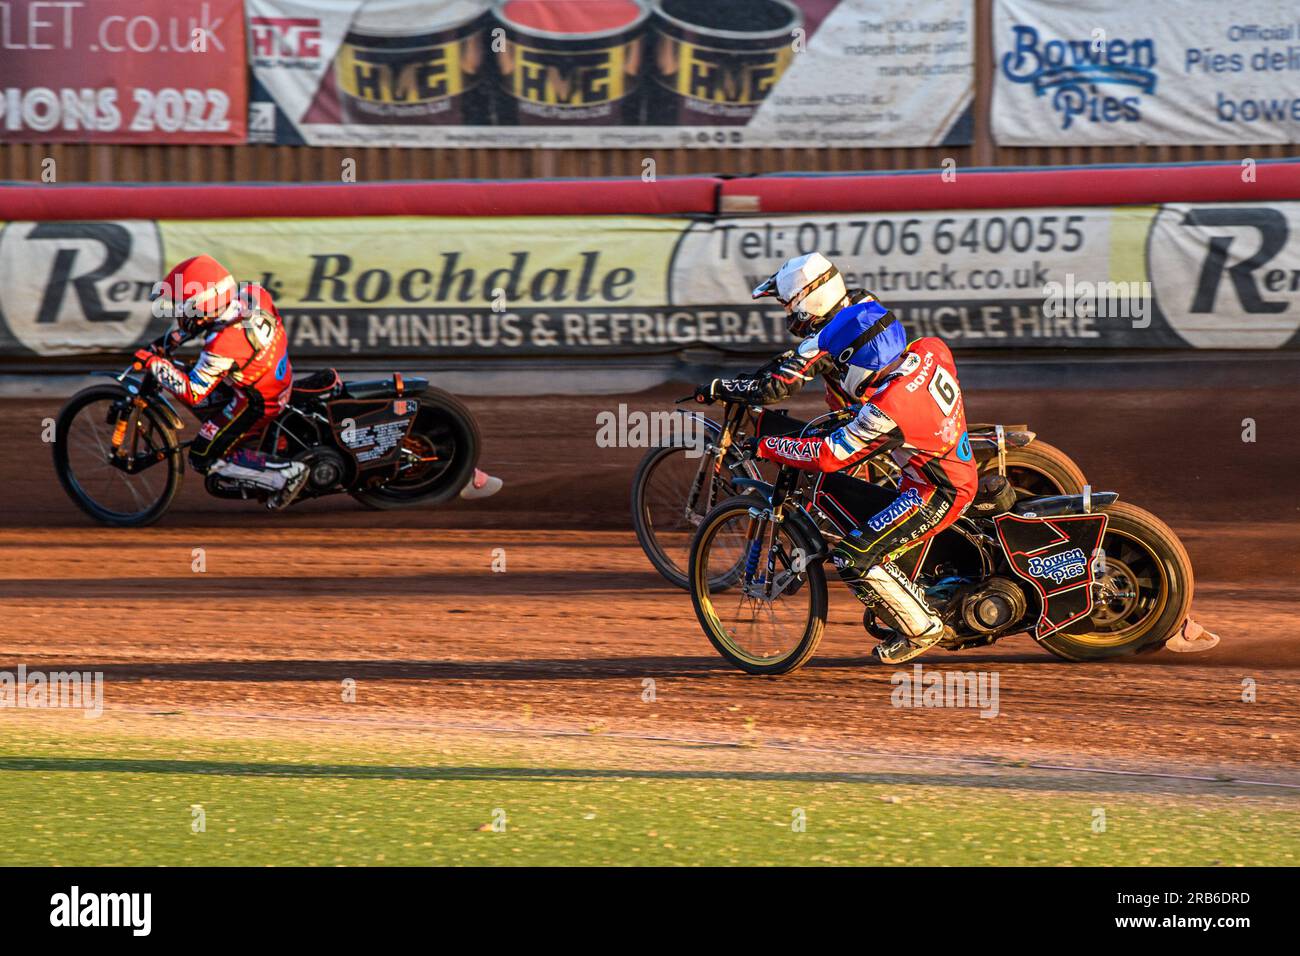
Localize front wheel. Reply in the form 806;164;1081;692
689;496;828;675
1036;501;1194;661
52;384;183;527
351;387;481;510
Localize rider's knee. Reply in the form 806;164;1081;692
832;538;871;580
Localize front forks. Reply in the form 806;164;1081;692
109;399;148;465
742;504;797;601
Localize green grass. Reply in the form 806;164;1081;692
0;723;1296;866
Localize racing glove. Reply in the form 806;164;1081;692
693;381;719;405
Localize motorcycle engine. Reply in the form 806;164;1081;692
960;577;1028;634
297;448;349;493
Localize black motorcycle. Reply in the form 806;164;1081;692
52;341;480;527
687;432;1193;674
632;397;1088;591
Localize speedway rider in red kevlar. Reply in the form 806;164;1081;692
142;255;505;510
141;255;310;509
695;254;979;663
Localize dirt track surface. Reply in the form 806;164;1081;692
1;383;1297;782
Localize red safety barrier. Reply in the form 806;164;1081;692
719;161;1300;213
0;176;722;220
4;162;1299;221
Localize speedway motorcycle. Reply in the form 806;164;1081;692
632;397;1088;590
686;425;1194;673
52;337;481;527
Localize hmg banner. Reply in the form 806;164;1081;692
245;0;974;149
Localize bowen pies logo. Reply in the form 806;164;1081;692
1001;25;1157;130
1026;547;1087;584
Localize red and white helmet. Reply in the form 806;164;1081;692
153;255;238;334
751;252;849;338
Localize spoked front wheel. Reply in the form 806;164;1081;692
52;384;183;527
689;495;827;675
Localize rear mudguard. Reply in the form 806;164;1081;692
342;374;429;401
968;423;1034;464
1013;490;1117;517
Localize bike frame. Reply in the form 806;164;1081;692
678;401;762;526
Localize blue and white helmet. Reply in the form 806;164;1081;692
815;297;908;398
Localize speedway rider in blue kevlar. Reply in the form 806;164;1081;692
693;254;979;663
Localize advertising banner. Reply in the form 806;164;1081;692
0;0;248;144
993;0;1300;145
245;0;974;148
2;203;1298;358
686;204;1300;349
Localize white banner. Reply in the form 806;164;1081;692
4;202;1298;356
993;0;1300;145
668;203;1300;349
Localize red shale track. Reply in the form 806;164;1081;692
0;383;1297;781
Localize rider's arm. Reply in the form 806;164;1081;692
710;337;833;405
146;348;234;406
755;402;902;472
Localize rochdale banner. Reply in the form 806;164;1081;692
0;0;248;144
993;0;1300;146
245;0;974;148
1;204;1298;358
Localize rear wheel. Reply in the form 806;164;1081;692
1037;501;1194;661
53;384;183;527
689;496;827;675
988;440;1087;499
351;387;480;509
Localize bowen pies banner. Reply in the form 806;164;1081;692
993;0;1300;145
0;0;248;143
1;205;1298;358
245;0;975;148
